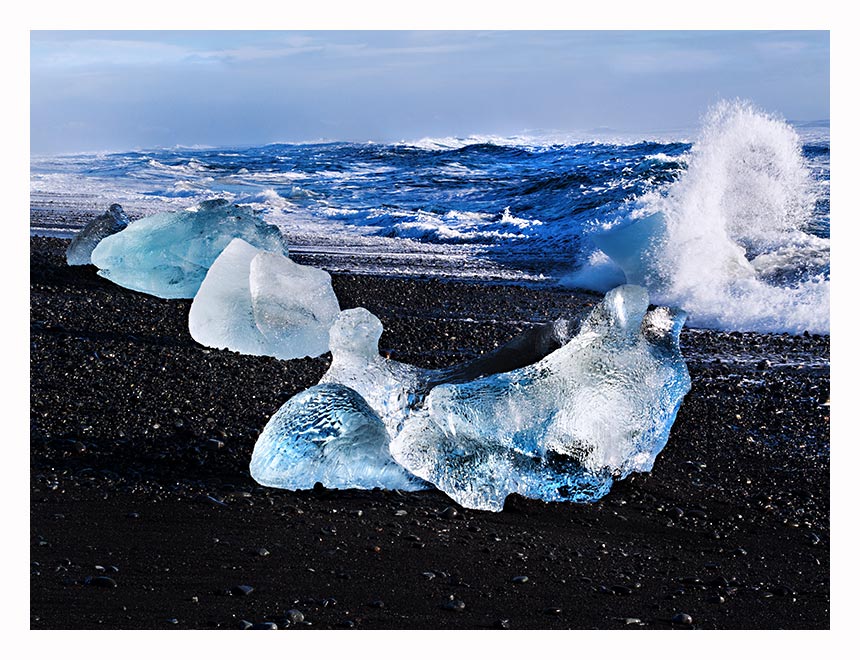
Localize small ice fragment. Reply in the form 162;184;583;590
389;285;691;512
66;204;130;266
189;238;340;360
249;383;427;491
90;199;288;298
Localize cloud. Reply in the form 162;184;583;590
610;48;729;74
30;32;486;71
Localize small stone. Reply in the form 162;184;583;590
623;617;643;625
807;532;821;546
443;599;466;612
671;612;693;626
251;622;278;630
512;575;529;584
707;595;726;604
669;507;684;519
237;620;253;630
394;510;408;516
255;548;270;557
164;618;179;625
285;609;304;624
369;599;385;609
230;584;254;597
85;576;117;589
494;618;511;629
126;512;140;519
544;607;562;616
439;507;459;520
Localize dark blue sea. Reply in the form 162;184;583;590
31;102;829;334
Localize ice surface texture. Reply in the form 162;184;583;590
66;203;130;266
390;285;691;511
320;308;426;437
249;383;426;491
319;308;581;438
189;238;340;359
90;199;288;298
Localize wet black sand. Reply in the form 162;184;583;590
30;236;829;630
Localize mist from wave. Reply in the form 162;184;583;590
565;101;830;335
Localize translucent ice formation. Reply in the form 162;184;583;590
66;203;130;266
320;308;425;437
90;199;288;298
320;308;585;437
390;285;691;512
189;238;341;360
249;383;427;491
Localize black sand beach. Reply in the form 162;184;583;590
30;236;829;630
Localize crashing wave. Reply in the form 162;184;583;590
566;100;830;335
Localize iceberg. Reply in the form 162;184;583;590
389;285;691;512
189;238;340;360
90;199;288;299
66;204;130;266
249;383;427;491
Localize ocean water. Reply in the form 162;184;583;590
31;101;829;335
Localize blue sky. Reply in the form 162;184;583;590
30;30;829;154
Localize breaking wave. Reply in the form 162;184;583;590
566;101;829;334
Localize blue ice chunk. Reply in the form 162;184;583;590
389;285;691;511
90;199;288;298
249;383;428;491
66;204;130;266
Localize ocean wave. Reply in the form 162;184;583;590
30;106;829;335
566;100;830;335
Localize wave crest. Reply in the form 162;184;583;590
567;100;830;335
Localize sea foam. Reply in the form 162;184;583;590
567;100;830;335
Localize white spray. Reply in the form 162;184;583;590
569;100;830;335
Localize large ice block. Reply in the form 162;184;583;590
390;285;691;511
90;199;288;298
188;238;341;360
320;308;585;438
66;204;130;266
249;383;427;491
